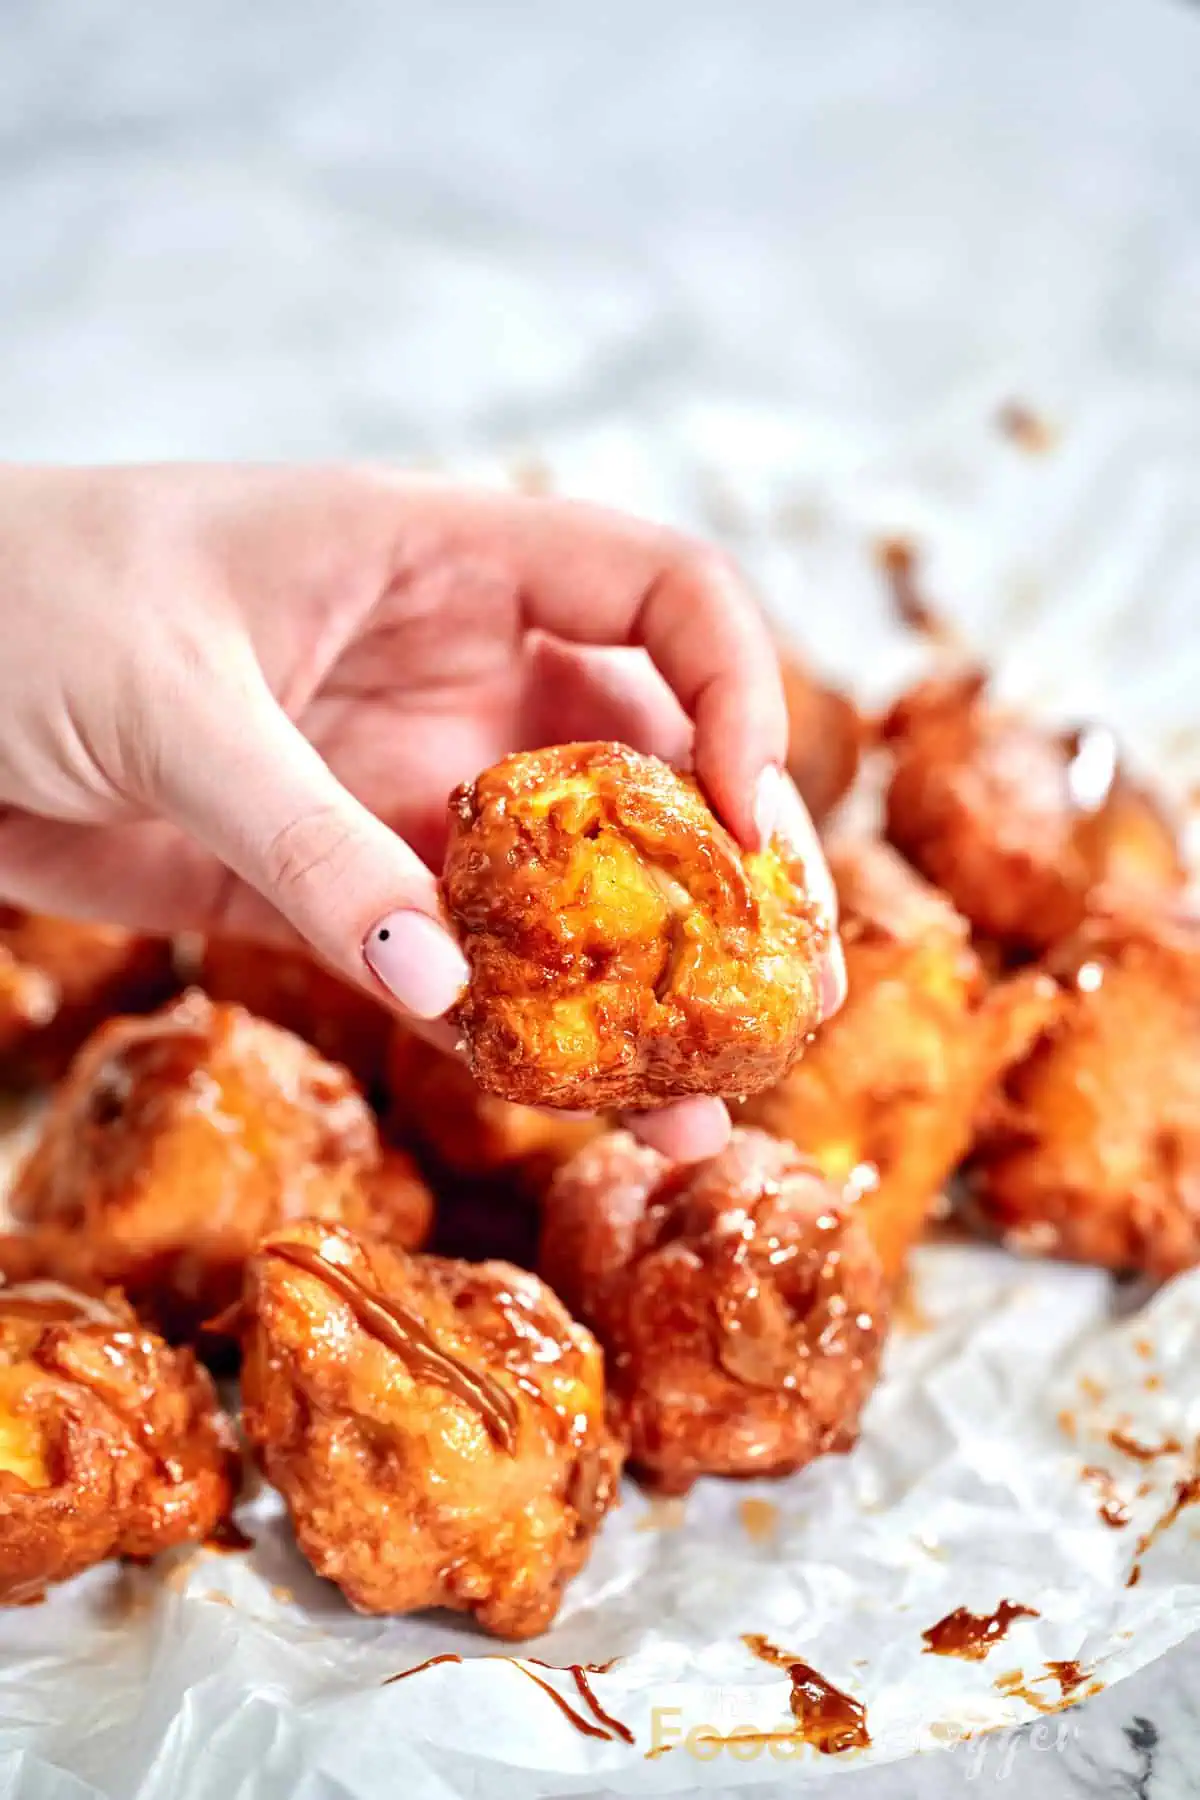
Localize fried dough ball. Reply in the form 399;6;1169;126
442;742;828;1111
779;653;865;824
198;940;391;1092
0;1279;237;1604
883;671;1183;951
9;993;432;1342
240;1221;622;1638
539;1128;886;1494
737;841;1036;1278
0;908;175;1085
966;907;1200;1277
385;1025;600;1198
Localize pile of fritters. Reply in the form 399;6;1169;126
0;649;1193;1635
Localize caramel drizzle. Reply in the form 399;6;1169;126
506;1662;612;1740
921;1600;1040;1662
381;1653;632;1743
383;1653;463;1685
270;1242;519;1451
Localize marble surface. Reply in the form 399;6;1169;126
3;1;1200;1795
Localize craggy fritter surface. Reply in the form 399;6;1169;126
779;653;865;825
0;908;175;1085
9;992;432;1342
0;1279;236;1604
442;742;828;1110
198;940;391;1092
738;841;1040;1278
883;672;1183;952
240;1221;622;1638
539;1128;887;1494
386;1025;600;1198
967;907;1200;1278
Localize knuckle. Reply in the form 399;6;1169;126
263;805;357;909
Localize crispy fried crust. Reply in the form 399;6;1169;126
385;1025;600;1197
0;1281;236;1603
9;993;432;1341
539;1128;887;1493
966;907;1200;1277
442;742;827;1110
883;672;1183;951
738;841;1038;1278
198;940;391;1092
0;908;175;1085
779;654;865;824
240;1221;623;1638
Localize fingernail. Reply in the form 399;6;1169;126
363;911;469;1020
753;764;783;848
819;939;848;1021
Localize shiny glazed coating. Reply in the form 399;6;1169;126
386;1025;600;1198
0;908;175;1084
240;1221;623;1638
539;1128;887;1493
9;992;432;1341
198;939;391;1092
779;653;865;824
967;908;1200;1277
883;672;1183;951
739;841;1030;1278
0;1280;237;1604
443;742;828;1110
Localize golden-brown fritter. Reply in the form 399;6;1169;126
9;993;432;1342
738;841;1042;1278
539;1128;887;1494
779;653;865;824
0;1279;236;1604
966;906;1200;1277
442;742;828;1111
385;1025;600;1198
198;940;391;1092
0;908;175;1085
883;671;1183;952
240;1221;622;1638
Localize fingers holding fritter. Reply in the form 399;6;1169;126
239;1222;622;1638
0;1281;236;1604
540;1128;887;1494
197;940;391;1092
882;672;1183;952
966;906;1200;1278
0;908;175;1086
9;993;432;1342
442;742;828;1111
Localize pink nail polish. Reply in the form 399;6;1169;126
819;939;848;1021
363;911;469;1020
753;765;783;848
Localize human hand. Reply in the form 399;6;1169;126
0;464;844;1159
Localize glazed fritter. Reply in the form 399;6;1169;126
0;1279;236;1604
9;993;432;1341
779;652;865;824
240;1221;622;1638
441;742;828;1111
198;940;391;1092
967;906;1200;1277
539;1128;887;1494
0;908;175;1085
385;1025;600;1198
883;671;1183;952
738;841;1039;1278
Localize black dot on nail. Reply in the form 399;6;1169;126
377;927;390;942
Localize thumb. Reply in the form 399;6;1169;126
158;684;468;1021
